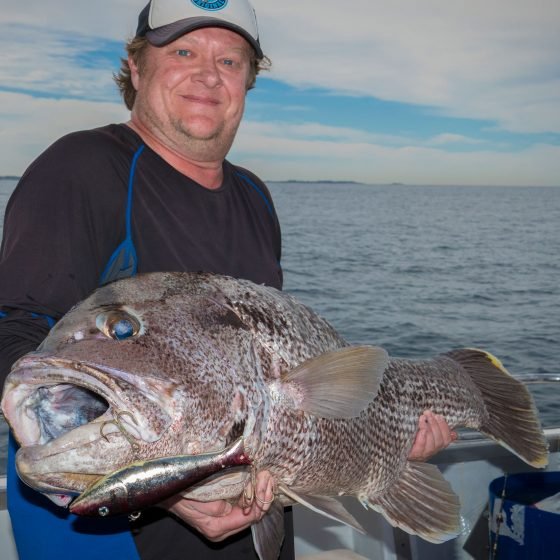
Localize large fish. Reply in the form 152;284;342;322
1;272;547;560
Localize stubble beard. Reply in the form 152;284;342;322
169;116;237;162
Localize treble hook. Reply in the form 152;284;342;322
100;411;141;450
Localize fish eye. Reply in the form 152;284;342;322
111;319;136;341
96;312;141;341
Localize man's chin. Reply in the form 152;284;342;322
173;125;236;162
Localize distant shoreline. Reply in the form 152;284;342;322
268;181;560;188
268;180;367;185
0;176;20;181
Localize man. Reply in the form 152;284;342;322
0;1;455;558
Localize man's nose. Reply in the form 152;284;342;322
193;58;222;87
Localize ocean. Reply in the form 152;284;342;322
1;178;559;473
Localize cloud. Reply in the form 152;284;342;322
232;120;560;186
428;134;485;146
0;24;122;101
258;0;560;135
242;120;415;146
1;1;138;40
0;92;129;175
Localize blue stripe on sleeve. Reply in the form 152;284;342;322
0;310;55;328
236;172;274;217
30;313;57;329
99;144;144;286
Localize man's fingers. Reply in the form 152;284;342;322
408;415;427;461
434;412;458;445
409;410;456;461
423;413;437;454
427;412;444;448
255;472;275;512
241;470;275;515
254;476;275;516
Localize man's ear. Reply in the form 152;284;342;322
129;55;140;91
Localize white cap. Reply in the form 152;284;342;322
136;0;263;58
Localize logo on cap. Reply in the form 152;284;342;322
191;0;229;11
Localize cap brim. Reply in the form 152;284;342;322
145;16;263;58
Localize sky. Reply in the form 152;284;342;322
1;0;559;186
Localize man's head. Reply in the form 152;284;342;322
115;0;269;110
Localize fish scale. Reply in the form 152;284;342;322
1;271;548;560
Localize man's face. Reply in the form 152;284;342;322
130;27;252;161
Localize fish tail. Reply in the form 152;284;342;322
446;348;548;468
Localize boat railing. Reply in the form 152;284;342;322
435;426;560;464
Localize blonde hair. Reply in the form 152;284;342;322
114;36;271;110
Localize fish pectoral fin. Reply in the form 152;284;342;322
278;484;366;534
365;461;461;544
278;346;388;418
251;500;285;560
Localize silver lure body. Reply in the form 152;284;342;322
70;437;250;516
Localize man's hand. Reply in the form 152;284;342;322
408;410;457;461
160;470;275;542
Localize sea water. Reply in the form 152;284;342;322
1;178;559;473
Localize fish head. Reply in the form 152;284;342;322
1;272;261;502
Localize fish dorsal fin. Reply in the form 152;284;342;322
365;461;461;543
251;500;285;560
274;346;388;418
278;483;366;534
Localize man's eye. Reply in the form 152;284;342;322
223;59;234;66
177;49;191;57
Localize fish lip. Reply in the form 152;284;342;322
3;356;175;452
13;418;134;495
16;450;99;496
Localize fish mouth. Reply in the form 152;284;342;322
2;355;176;498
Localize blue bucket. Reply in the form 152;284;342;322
489;472;560;559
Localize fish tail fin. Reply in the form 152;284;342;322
446;348;548;468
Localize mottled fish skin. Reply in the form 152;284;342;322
1;272;548;558
260;356;483;495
